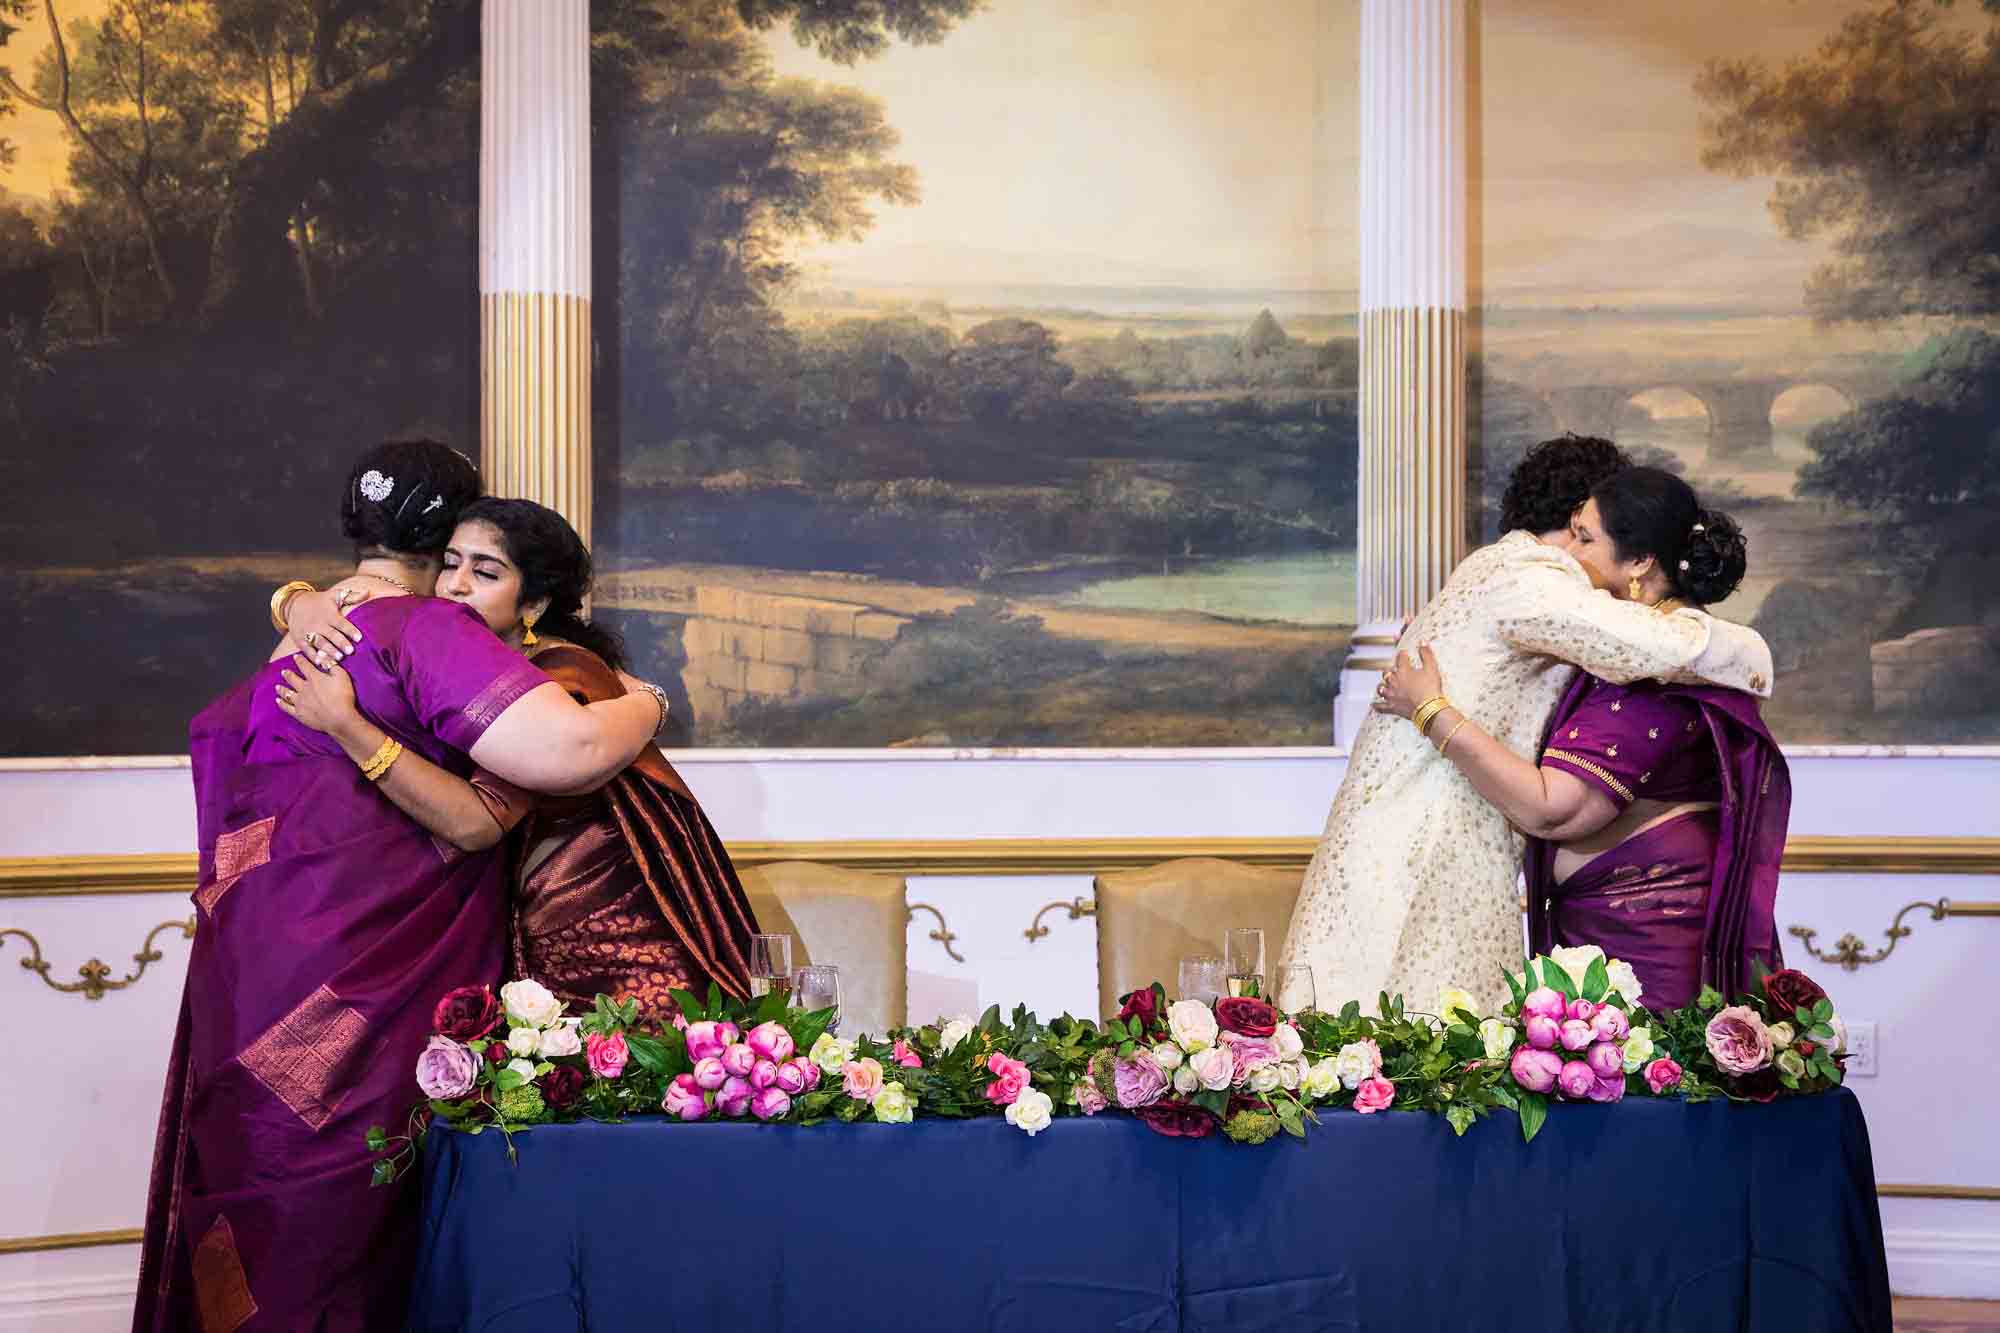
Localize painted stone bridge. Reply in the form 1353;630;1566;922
1537;372;1895;461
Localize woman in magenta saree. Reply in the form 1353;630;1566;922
1376;465;1789;1009
135;443;667;1333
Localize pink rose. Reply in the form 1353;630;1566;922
684;1020;739;1063
692;1056;727;1090
1074;1078;1108;1115
585;1031;629;1080
1567;998;1599;1023
662;1072;709;1121
1510;1046;1562;1094
1591;1006;1630;1043
715;1075;754;1117
891;1038;923;1069
1111;1053;1170;1108
1557;1060;1596;1099
1220;1033;1279;1087
1704;1005;1774;1075
1523;1014;1561;1051
1588;1072;1626;1104
1353;1076;1396;1114
672;1010;689;1031
843;1057;885;1103
1559;1019;1594;1052
801;1057;823;1089
775;1058;813;1095
750;1058;780;1090
751;1086;792;1121
746;1021;795;1064
1644;1058;1684;1095
984;1052;1031;1106
721;1042;757;1079
415;1035;480;1100
1522;987;1567;1022
1585;1041;1624;1081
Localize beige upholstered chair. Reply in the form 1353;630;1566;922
1092;858;1304;1020
738;861;908;1038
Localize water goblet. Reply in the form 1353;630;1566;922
1273;963;1317;1017
1224;928;1266;999
747;933;794;1000
793;964;842;1031
1178;954;1226;1007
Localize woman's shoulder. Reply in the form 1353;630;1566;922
352;596;490;639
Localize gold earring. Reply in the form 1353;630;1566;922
1626;576;1644;602
522;611;539;648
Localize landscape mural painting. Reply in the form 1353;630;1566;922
590;0;1363;747
1474;0;2000;744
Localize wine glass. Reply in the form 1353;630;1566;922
747;933;793;1000
1224;928;1266;999
793;964;842;1031
1177;954;1226;1007
1273;963;1317;1017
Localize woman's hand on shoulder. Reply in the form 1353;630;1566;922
287;587;368;664
277;653;364;740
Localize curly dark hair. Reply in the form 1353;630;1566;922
340;440;481;558
457;497;626;669
1590;466;1749;606
1499;434;1629;535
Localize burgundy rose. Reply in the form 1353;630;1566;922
433;985;503;1041
1761;969;1828;1020
1213;997;1278;1038
541;1065;586;1111
484;1041;509;1068
1734;1067;1782;1104
1117;985;1163;1036
1134;1099;1217;1139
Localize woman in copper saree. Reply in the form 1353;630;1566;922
136;445;667;1333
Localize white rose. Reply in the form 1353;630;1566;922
499;979;563;1030
1604;959;1644;1005
1278;1060;1303;1092
505;1058;537;1082
505;1026;542;1058
1172;1065;1200;1095
538;1020;582;1058
872;1083;915;1124
1302;1057;1340;1099
1828;1015;1848;1054
1150;1042;1185;1071
1167;1000;1219;1053
1546;945;1606;991
1621;1026;1655;1074
1249;1064;1282;1094
1332;1041;1379;1091
1004;1087;1054;1136
1478;1017;1516;1061
1436;987;1480;1024
809;1032;853;1076
936;1017;975;1055
1189;1045;1235;1091
1768;1021;1795;1049
1272;1023;1304;1060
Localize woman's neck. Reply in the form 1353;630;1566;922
352;555;430;595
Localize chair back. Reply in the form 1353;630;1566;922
1092;857;1303;1020
739;860;909;1037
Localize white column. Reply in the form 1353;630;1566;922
480;0;593;542
1335;0;1468;747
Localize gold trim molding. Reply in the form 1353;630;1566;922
0;919;195;999
1788;899;1999;971
5;836;1999;898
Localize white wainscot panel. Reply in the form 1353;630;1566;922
0;1246;139;1333
904;875;1100;1025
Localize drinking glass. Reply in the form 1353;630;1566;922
793;964;842;1030
1224;928;1266;999
1177;954;1226;1007
1273;963;1317;1017
747;933;794;1000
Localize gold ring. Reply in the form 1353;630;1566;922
303;632;319;649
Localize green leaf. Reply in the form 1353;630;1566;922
1118;1040;1136;1058
626;1033;673;1075
1340;1000;1362;1023
1378;991;1393;1020
1812;998;1834;1023
977;1004;1003;1034
365;1126;388;1152
1544;964;1578;1002
1582;956;1610;1004
1695;985;1723;1011
1191;1088;1229;1117
1445;1104;1477;1137
1489;1083;1519;1112
1505;965;1526;1007
668;988;705;1024
1282;1115;1307;1140
370;1160;396;1188
1516;1092;1548;1144
494;1067;527;1092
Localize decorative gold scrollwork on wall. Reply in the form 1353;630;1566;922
1787;899;2000;972
1025;896;1096;944
905;903;963;963
0;917;196;999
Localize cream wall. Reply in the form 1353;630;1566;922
1;750;1996;1328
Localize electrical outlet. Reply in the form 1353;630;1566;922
1844;1021;1877;1078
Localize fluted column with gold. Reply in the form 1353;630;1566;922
480;0;592;541
1334;0;1468;746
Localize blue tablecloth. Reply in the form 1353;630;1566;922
408;1088;1891;1332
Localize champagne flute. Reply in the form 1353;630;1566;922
1225;928;1266;999
1273;963;1317;1017
794;964;842;1032
1178;954;1226;1007
747;933;794;1000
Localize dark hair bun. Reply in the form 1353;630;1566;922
340;440;481;556
1676;508;1747;605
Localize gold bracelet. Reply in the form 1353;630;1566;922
358;737;403;782
1437;716;1471;756
1411;696;1451;736
271;580;316;633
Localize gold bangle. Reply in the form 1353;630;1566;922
1411;696;1450;735
358;737;402;782
271;580;316;633
1437;716;1472;756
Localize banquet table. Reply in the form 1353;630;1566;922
407;1087;1892;1332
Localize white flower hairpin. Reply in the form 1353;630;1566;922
358;470;395;502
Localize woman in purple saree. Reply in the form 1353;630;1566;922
135;442;669;1333
1377;466;1789;1009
